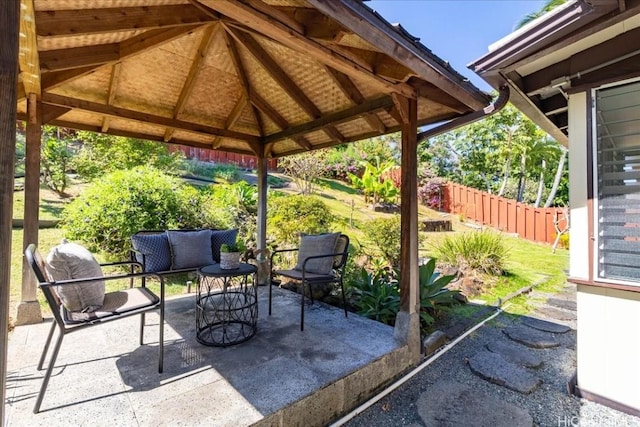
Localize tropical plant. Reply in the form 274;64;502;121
349;267;400;326
435;230;509;276
517;0;567;29
416;259;460;328
348;158;398;204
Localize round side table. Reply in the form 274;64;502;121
196;263;258;346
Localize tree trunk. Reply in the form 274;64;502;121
497;156;511;197
534;159;546;207
544;146;567;208
516;153;527;202
497;131;513;197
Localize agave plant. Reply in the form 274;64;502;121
349;267;400;326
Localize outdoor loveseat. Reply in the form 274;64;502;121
130;229;239;282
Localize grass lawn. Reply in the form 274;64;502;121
9;174;568;324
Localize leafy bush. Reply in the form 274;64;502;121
205;181;258;244
349;267;399;326
363;216;401;267
435;229;509;275
73;131;182;180
62;166;223;259
267;195;335;246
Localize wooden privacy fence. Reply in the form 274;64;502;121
441;182;567;245
169;145;278;170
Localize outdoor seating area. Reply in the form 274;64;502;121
5;285;401;426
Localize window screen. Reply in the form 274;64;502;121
596;80;640;283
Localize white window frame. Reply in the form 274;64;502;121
592;77;640;287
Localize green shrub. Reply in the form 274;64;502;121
435;229;509;275
267;195;336;246
363;216;401;267
212;164;242;182
62;166;223;259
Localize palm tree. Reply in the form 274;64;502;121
517;0;568;29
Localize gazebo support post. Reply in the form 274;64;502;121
16;93;42;325
393;95;421;362
256;155;268;251
0;2;19;422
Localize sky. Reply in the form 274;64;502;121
366;0;546;92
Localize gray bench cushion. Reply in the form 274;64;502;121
167;230;214;269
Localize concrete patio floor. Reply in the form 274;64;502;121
5;286;402;426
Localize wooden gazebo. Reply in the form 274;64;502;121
1;1;497;421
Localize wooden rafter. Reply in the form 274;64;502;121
197;0;416;99
263;96;393;144
228;27;345;143
222;25;309;153
102;63;122;132
307;0;488;109
42;93;259;143
325;66;386;133
37;25;205;95
18;0;41;97
35;5;213;37
164;24;218;142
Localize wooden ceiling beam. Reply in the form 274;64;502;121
411;79;468;114
165;24;218;142
102;63;122;132
41;105;70;124
263;95;393;144
42;93;260;143
197;0;416;99
19;0;41;97
229;27;345;143
36;5;214;37
40;44;120;72
40;25;204;91
325;66;386;133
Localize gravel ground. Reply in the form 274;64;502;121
342;313;640;427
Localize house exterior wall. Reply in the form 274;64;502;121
569;90;640;412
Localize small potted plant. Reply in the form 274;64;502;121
219;240;246;270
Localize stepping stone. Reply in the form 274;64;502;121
534;306;577;321
418;379;534;427
486;341;543;368
547;298;577;311
503;325;560;348
468;351;541;394
522;316;571;334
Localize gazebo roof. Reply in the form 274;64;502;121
17;0;491;158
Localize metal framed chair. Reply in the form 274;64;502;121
269;234;349;331
24;244;165;413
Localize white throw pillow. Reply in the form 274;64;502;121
46;241;105;312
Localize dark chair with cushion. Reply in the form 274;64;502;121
269;233;349;331
25;243;165;413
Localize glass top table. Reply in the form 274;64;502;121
196;263;258;347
